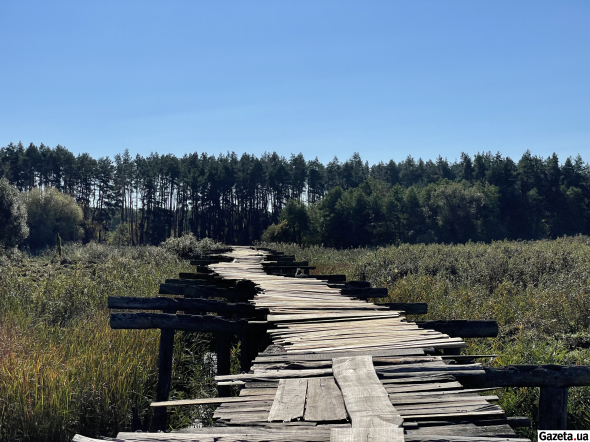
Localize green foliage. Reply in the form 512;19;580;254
262;237;590;435
261;219;290;243
2;143;589;246
159;233;222;259
0;243;234;441
25;187;83;250
262;200;311;245
0;178;29;249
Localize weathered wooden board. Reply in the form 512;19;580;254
304;377;347;422
332;356;403;428
330;426;404;442
267;378;308;422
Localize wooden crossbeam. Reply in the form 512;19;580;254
341;287;389;299
110;312;248;333
416;320;498;338
108;296;261;316
457;364;590;388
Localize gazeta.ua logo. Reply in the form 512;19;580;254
539;431;590;441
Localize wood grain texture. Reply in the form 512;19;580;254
304;377;347;422
267;378;308;422
332;356;403;428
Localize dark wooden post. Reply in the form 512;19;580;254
152;328;175;431
239;332;252;373
216;333;231;397
538;387;568;430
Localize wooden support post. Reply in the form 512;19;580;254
443;347;462;356
152;328;175;431
538;387;568;430
240;332;252;373
216;333;231;397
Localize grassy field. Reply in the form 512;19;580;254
259;236;590;437
0;241;225;442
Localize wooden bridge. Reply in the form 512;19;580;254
74;246;590;442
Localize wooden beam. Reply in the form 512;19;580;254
457;365;590;388
216;333;231;397
341;287;389;299
538;387;568;430
159;284;252;302
152;328;174;430
416;320;498;338
110;312;246;333
108;296;260;316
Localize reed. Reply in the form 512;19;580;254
0;242;219;442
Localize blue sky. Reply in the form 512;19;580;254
1;1;588;165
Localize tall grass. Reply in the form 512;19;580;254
260;237;590;436
0;242;220;442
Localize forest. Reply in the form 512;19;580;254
1;141;589;248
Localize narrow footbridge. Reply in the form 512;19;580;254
75;246;590;442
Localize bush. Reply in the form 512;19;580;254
0;178;29;249
25;187;83;250
261;220;290;243
159;233;222;259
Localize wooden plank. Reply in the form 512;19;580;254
152;395;276;407
216;368;332;381
416;321;498;338
72;436;106;442
330;426;404;442
254;348;424;363
108;296;259;316
304;377;347;422
267;312;400;322
152;328;174;430
406;424;516;437
457;365;590;388
384;382;463;393
538;386;568;430
332;355;403;428
267;378;308;422
110;312;245;333
390;394;499;405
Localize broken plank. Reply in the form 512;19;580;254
304;377;347;422
332;355;403;428
267;378;308;422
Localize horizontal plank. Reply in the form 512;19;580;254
457;365;590;388
151;395;276;407
340;287;389;299
110;312;248;333
416;320;498;338
108;296;260;315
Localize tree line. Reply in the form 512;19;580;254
1;141;589;247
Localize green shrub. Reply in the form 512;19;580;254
0;178;29;249
25;187;83;250
159;234;221;259
0;244;227;441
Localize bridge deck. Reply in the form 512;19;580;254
78;246;531;442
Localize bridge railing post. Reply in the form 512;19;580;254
538;386;568;430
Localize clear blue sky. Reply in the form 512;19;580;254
1;1;588;165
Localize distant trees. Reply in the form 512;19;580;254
0;178;29;249
1;142;589;247
25;187;84;249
